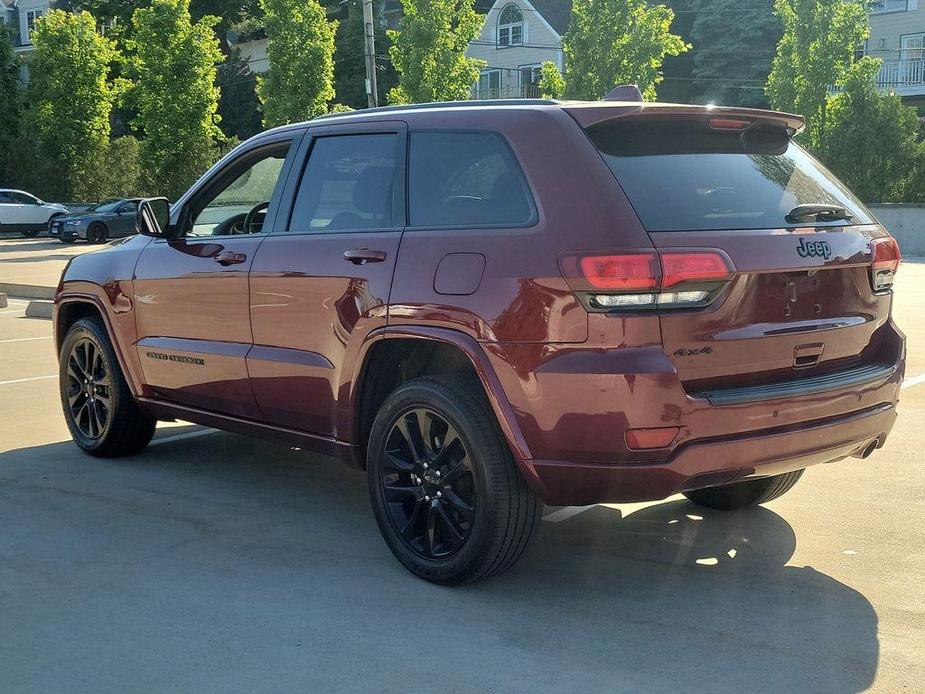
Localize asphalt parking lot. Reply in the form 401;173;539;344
1;250;923;692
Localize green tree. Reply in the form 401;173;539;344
387;0;484;104
537;61;565;99
257;0;336;125
131;0;224;199
26;9;119;200
690;0;780;107
766;0;870;147
816;60;922;203
563;0;688;101
0;24;20;185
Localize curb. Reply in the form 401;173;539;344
0;283;56;300
0;292;6;308
25;300;53;319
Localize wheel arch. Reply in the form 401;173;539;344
345;326;542;490
55;295;146;398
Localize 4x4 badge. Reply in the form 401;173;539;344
796;238;831;260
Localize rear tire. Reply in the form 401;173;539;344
21;228;40;237
59;317;156;457
87;222;107;244
367;375;540;584
683;470;805;511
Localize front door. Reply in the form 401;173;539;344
248;122;406;437
133;134;301;417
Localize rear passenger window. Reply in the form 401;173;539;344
409;132;534;228
289;134;399;232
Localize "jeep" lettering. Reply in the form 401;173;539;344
796;238;831;260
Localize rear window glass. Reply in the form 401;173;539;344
409;132;535;228
588;118;873;232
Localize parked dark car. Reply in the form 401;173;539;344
54;100;904;584
50;198;141;243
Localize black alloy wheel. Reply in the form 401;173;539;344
64;337;113;440
381;407;476;559
87;222;107;243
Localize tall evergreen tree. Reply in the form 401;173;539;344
690;0;780;107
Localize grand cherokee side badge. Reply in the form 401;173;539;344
796;238;831;260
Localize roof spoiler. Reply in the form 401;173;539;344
603;85;643;102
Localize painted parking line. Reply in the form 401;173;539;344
542;506;595;523
0;336;52;344
0;374;56;386
901;372;925;390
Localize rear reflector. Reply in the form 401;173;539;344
579;254;658;290
625;427;680;450
870;237;901;292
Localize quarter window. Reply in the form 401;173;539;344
408;132;535;228
498;4;524;46
289;133;399;232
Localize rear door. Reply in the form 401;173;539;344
585;115;897;392
132;132;302;417
247;121;406;436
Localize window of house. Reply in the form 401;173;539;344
519;64;541;97
289;134;399;232
408;132;535;228
25;9;42;37
478;69;501;99
870;0;909;13
498;4;524;47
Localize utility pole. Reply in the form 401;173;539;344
362;0;379;108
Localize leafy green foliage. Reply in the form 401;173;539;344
538;61;565;99
816;60;923;203
0;24;20;185
26;10;120;200
387;0;484;104
690;0;780;107
563;0;689;101
131;0;224;199
766;0;870;147
257;0;337;125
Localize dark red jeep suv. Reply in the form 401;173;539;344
55;100;904;583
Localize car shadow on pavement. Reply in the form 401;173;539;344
0;428;877;694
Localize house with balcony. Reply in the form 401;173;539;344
466;0;569;100
868;0;925;108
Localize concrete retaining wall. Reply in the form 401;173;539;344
869;204;925;257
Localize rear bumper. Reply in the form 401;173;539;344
521;402;897;505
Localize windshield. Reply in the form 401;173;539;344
587;118;873;232
87;199;124;213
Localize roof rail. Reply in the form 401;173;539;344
313;99;560;120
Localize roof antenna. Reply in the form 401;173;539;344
603;84;643;102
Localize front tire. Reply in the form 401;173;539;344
59;317;156;457
683;470;805;510
368;375;540;584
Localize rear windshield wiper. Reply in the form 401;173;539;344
785;203;853;224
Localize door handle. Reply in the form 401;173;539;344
343;249;387;265
214;251;247;266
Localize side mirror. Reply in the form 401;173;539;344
136;198;171;238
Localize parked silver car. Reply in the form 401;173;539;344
0;189;69;237
49;198;141;244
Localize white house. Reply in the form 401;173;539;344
1;0;51;54
466;0;570;100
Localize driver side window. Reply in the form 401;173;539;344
189;143;291;237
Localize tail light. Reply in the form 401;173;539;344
870;237;900;292
561;249;735;312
